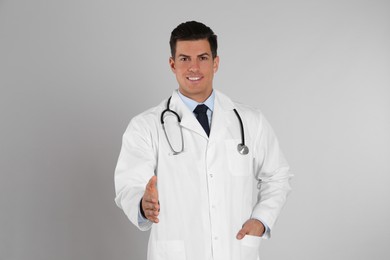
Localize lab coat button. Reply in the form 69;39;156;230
209;173;213;178
214;236;218;240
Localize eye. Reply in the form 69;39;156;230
179;57;189;62
199;56;208;61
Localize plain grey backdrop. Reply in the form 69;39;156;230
1;0;389;259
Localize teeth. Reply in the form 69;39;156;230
188;77;201;81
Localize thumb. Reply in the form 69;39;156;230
236;227;247;240
147;176;158;192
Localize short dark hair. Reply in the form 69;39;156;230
169;21;218;59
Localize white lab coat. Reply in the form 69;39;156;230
115;89;292;260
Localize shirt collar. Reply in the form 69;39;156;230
177;89;215;112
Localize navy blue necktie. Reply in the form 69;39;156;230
194;104;210;136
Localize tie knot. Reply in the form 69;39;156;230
194;104;209;115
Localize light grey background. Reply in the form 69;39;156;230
1;0;389;259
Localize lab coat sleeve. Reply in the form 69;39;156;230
114;116;157;231
251;113;293;238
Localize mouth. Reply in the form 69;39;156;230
186;76;203;82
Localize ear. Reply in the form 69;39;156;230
213;56;220;73
169;57;176;73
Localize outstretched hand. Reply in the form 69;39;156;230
236;219;265;240
141;176;160;223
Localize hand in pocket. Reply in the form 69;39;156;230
236;219;265;240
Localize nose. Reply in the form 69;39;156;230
188;59;200;72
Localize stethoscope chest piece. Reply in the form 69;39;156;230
237;143;249;155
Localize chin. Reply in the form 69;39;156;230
185;87;206;95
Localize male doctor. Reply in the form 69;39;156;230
115;21;292;260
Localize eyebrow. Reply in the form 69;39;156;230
198;53;210;57
177;53;211;58
177;54;190;58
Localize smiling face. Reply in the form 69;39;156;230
169;39;219;103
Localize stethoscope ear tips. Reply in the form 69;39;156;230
237;144;249;155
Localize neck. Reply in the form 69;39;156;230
178;89;213;103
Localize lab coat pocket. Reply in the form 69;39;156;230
156;240;186;260
225;139;251;176
241;235;261;260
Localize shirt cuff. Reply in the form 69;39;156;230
138;199;149;225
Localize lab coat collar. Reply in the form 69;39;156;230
213;89;235;111
169;90;207;138
169;89;235;140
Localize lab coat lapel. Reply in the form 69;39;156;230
169;90;209;139
209;90;235;141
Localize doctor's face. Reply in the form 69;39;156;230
169;39;219;103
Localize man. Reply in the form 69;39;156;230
115;21;292;260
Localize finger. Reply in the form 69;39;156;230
150;217;159;223
144;197;158;204
142;200;159;214
144;202;160;211
145;209;159;218
142;199;159;217
143;201;160;211
147;215;158;223
143;196;159;205
145;210;159;223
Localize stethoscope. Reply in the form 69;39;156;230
160;96;249;155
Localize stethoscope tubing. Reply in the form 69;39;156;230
161;95;248;155
233;108;246;148
160;97;181;124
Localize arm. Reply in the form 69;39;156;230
114;116;157;231
238;113;293;239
